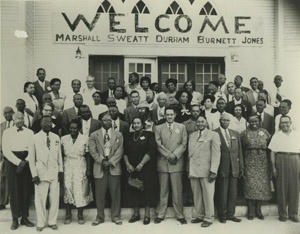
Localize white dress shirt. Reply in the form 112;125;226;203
252;104;274;116
220;127;231;147
64;92;82;110
38;80;46;91
82;87;98;107
82;118;91;137
157;106;165;121
230;117;247;134
268;130;300;153
270;86;285;108
191;91;203;106
275;112;297;132
112;118;120;132
2;126;34;165
209;111;234;130
23;93;39;113
115;99;126;114
90;104;108;120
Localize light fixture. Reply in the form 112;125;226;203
75;46;83;59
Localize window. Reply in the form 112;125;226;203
160;63;187;90
195;63;221;93
131;0;150;14
129;63;152;78
166;1;184;14
199;2;217;15
89;56;124;91
97;0;115;13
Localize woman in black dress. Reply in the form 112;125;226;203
174;90;192;123
124;117;158;225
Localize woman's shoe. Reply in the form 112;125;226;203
129;215;140;223
143;217;150;225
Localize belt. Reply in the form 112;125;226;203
12;151;28;160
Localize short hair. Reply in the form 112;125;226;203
201;95;215;105
92;91;102;97
13;111;24;120
234;87;243;92
197;115;207;121
175;90;193;104
16;98;25;104
140;76;151;86
36;68;45;75
281;99;292;107
250;77;258;83
113;85;126;98
71;79;81;85
274;75;282;81
257;98;266;104
24;81;34;93
150;82;159;90
165;106;175;114
73;93;83;99
129;72;139;83
86;75;95;81
280;115;291;122
248;114;260;121
130;90;139;97
183;80;195;91
42;102;54;111
220;112;231;120
209;80;218;87
50;78;61;86
234;104;243;110
156;92;168;101
3;106;14;114
165;78;177;88
78;104;90;112
216;97;226;104
226;82;235;88
69;118;82;130
234;75;243;81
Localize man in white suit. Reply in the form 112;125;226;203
29;116;63;232
188;116;221;228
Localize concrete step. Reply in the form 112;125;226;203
0;205;279;223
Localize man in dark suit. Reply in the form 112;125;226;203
234;75;249;93
33;68;50;107
244;77;259;106
0;107;14;210
62;93;83;135
214;113;243;223
255;99;275;135
101;77;116;104
124;90;140;124
108;106;129;137
226;87;252;120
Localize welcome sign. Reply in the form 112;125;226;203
52;1;265;47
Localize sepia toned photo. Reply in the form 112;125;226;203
0;0;299;233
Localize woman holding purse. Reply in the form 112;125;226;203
124;117;158;225
61;119;93;225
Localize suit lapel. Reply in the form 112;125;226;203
217;127;230;150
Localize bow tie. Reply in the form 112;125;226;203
17;127;23;132
181;109;191;115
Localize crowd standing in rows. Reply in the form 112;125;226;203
0;68;299;231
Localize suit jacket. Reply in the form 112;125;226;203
33;80;50;107
62;107;78;135
214;128;243;178
124;105;139;124
155;122;187;173
150;105;166;125
100;89;114;104
183;119;198;136
259;112;275;135
225;100;252;120
119;119;129;137
89;128;123;179
188;129;220;178
244;89;257;106
80;118;101;136
29;131;63;182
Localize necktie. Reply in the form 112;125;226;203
168;124;172;134
198;130;202;140
46;134;50;149
276;89;282;102
113;121;117;130
225;130;231;148
104;130;110;144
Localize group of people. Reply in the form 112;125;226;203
0;68;299;231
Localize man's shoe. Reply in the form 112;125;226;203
129;215;140;223
247;215;254;220
64;215;72;225
219;218;226;223
279;216;287;222
113;219;122;225
0;205;5;210
20;217;34;227
92;218;104;226
78;216;85;225
48;224;58;230
201;221;212;228
143;217;150;225
256;214;264;220
177;218;187;224
154;217;164;224
191;218;203;223
227;216;242;222
289;217;299;223
10;219;19;230
36;227;43;232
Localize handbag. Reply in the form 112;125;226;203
128;175;144;191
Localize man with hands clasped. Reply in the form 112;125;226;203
154;107;188;224
188;116;221;228
29;116;63;232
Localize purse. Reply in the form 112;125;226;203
128;175;144;191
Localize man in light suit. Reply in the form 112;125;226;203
214;113;243;223
255;99;275;135
188;116;221;227
244;77;259;106
124;90;140;124
62;93;83;135
89;113;123;225
154;107;188;224
33;68;51;107
29;116;63;231
0;107;14;210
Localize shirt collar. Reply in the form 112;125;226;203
38;80;45;89
102;128;112;136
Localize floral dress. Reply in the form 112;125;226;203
62;134;93;207
241;128;272;201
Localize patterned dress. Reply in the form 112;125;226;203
241;128;272;201
62;134;93;207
